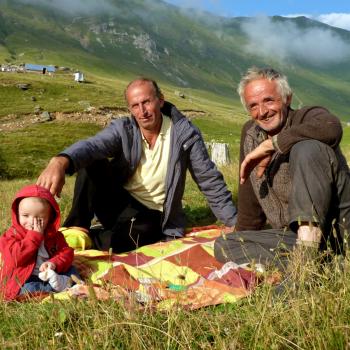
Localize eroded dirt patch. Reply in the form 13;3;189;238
0;108;206;131
0;107;128;131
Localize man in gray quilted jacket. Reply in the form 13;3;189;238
38;78;237;252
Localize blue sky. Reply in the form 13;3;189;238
164;0;350;30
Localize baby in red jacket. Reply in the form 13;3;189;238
0;184;76;300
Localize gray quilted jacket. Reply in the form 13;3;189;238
62;101;237;238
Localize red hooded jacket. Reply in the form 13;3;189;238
0;184;74;300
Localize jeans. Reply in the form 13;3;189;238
19;266;80;295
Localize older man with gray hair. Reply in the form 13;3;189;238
215;67;350;269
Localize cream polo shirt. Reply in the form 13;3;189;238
124;116;172;211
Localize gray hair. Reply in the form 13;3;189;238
237;67;292;110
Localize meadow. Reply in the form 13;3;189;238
1;71;350;349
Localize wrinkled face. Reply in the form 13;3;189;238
244;78;291;136
18;197;51;231
126;81;164;133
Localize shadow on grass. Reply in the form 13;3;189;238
184;205;217;227
0;150;12;179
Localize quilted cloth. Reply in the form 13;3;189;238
58;226;260;309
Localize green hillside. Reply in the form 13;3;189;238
1;3;350;348
0;0;349;118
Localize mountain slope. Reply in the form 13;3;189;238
0;0;349;118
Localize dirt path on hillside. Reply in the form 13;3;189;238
0;108;206;131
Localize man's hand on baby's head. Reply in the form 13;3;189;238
39;261;56;272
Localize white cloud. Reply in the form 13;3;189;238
283;13;309;19
316;13;350;31
241;16;350;65
285;12;350;31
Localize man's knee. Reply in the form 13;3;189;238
290;140;333;164
214;233;247;263
214;230;296;265
289;140;338;182
85;159;112;180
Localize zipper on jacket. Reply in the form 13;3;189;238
162;126;200;230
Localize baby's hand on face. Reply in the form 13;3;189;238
33;217;45;234
39;261;56;272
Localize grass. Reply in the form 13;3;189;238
0;121;102;179
0;71;124;116
0;177;76;233
341;125;350;160
0;252;349;348
1;73;350;349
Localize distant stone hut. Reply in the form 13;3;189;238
1;64;24;72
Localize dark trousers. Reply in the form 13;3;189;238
64;159;163;253
215;140;350;266
214;229;296;270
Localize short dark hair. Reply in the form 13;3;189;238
124;77;163;101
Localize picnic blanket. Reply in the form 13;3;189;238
50;226;262;309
